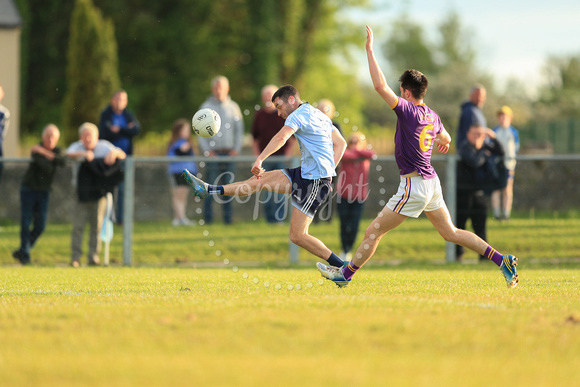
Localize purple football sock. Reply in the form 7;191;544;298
342;262;360;280
484;245;503;267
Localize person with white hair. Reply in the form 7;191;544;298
66;122;126;267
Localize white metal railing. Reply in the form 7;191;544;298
3;153;580;265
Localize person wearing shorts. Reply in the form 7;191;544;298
316;26;519;289
183;85;348;268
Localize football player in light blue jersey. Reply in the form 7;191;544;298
283;98;337;180
183;85;348;269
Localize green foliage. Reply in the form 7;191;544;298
437;12;476;69
536;55;580;120
62;0;120;143
383;15;438;75
15;0;75;133
17;0;368;142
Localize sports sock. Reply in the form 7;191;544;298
484;245;503;267
341;261;360;280
207;185;224;195
327;252;344;268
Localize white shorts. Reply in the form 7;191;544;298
386;175;445;218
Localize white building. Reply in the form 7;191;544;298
0;0;22;157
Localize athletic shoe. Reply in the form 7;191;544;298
12;250;30;265
500;254;519;288
180;217;195;226
316;262;351;288
182;169;209;199
12;249;22;263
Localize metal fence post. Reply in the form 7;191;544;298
445;154;457;262
122;156;134;266
289;156;300;264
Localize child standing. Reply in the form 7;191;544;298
167;119;198;226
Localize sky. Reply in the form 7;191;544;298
345;0;580;92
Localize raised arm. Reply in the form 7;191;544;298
366;26;398;108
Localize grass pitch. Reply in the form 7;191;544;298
1;266;579;386
1;217;579;385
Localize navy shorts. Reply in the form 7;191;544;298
282;167;332;218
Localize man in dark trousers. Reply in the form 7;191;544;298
456;125;506;262
98;89;140;224
12;124;66;265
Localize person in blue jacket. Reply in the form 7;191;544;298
167;119;197;226
457;84;487;145
98;89;141;224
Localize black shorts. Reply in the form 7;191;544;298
172;173;189;186
282;167;332;218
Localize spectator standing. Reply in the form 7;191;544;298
456;125;505;262
98;89;141;224
335;132;375;261
67;123;126;267
492;106;520;220
251;84;292;223
197;76;244;224
12;124;66;265
0;84;11;183
457;85;487;145
167;119;197;226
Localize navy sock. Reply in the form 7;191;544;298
207;185;224;195
327;252;344;268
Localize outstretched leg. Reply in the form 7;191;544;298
222;170;291;196
183;168;291;198
425;206;489;255
425;205;518;288
316;207;406;287
350;207;407;268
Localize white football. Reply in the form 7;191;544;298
192;108;221;138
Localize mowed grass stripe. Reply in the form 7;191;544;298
1;267;578;386
1;217;580;266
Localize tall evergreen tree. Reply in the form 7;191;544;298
62;0;120;142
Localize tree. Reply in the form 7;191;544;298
19;0;368;145
382;15;437;76
14;0;75;134
374;11;499;134
62;0;120;142
537;55;580;120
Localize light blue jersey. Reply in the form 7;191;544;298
284;103;337;179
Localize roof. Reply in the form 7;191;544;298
0;0;22;28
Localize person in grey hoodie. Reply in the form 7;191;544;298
197;75;244;224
